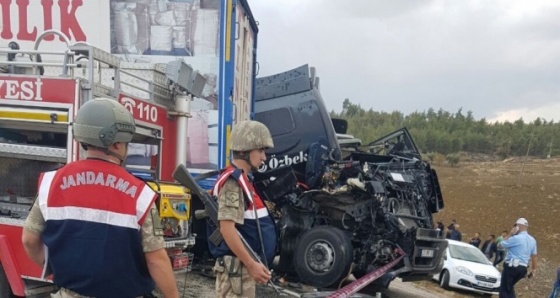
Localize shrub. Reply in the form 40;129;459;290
446;153;460;166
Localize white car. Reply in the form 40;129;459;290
433;239;501;296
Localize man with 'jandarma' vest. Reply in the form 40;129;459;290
21;97;179;298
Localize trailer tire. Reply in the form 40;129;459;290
294;226;353;289
0;263;16;297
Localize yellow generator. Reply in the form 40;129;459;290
147;181;194;272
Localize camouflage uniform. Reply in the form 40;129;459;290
213;179;256;298
23;200;164;298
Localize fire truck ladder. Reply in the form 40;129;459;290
1;30;173;107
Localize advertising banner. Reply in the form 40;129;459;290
0;0;223;170
108;0;221;170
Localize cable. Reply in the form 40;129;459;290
180;265;189;298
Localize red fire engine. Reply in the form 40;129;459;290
0;30;203;296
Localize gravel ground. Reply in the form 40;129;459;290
170;268;449;298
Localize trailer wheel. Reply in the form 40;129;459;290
0;263;16;297
294;226;353;288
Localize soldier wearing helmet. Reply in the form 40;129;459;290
22;98;179;298
209;120;277;297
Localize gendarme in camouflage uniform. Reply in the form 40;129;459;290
213;179;256;297
21;98;178;298
210;120;277;298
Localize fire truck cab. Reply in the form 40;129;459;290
0;30;203;296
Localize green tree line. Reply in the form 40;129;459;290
330;99;560;158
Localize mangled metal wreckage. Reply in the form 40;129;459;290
251;65;447;289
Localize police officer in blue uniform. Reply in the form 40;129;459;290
498;217;538;298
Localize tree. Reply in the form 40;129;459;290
333;103;558;159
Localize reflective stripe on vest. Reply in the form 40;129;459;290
213;166;269;219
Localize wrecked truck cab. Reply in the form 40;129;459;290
254;65;447;288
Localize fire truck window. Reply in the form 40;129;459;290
0;129;66;148
125;143;158;170
0;157;62;198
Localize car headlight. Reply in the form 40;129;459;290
456;266;474;277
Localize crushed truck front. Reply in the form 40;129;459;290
253;65;447;288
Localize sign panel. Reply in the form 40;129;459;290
118;93;167;128
0;76;77;103
0;1;111;51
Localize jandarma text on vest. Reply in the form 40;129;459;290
60;171;137;197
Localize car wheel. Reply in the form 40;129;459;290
294;226;353;288
0;263;16;297
439;269;450;289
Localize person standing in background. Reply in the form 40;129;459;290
481;234;497;260
450;224;462;241
494;230;508;267
469;232;482;248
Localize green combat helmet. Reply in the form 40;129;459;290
73;97;136;149
230;120;274;151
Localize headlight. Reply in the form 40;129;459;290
456;266;474;277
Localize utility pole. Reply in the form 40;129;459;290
517;133;533;187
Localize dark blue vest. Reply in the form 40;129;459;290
38;161;155;298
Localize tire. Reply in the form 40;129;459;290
294;226;353;288
0;263;16;298
439;270;450;289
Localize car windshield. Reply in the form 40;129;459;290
449;243;490;265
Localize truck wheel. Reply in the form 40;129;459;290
0;263;16;297
294;226;353;288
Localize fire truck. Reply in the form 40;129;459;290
0;30;199;296
0;0;258;295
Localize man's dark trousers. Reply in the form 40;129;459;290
499;264;527;298
494;250;505;266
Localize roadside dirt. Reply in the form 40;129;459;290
168;156;558;297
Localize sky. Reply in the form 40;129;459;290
248;0;560;123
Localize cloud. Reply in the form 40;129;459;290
250;0;560;122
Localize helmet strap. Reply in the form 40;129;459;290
241;151;259;172
101;143;128;166
104;149;126;165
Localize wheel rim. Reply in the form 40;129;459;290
306;241;335;272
